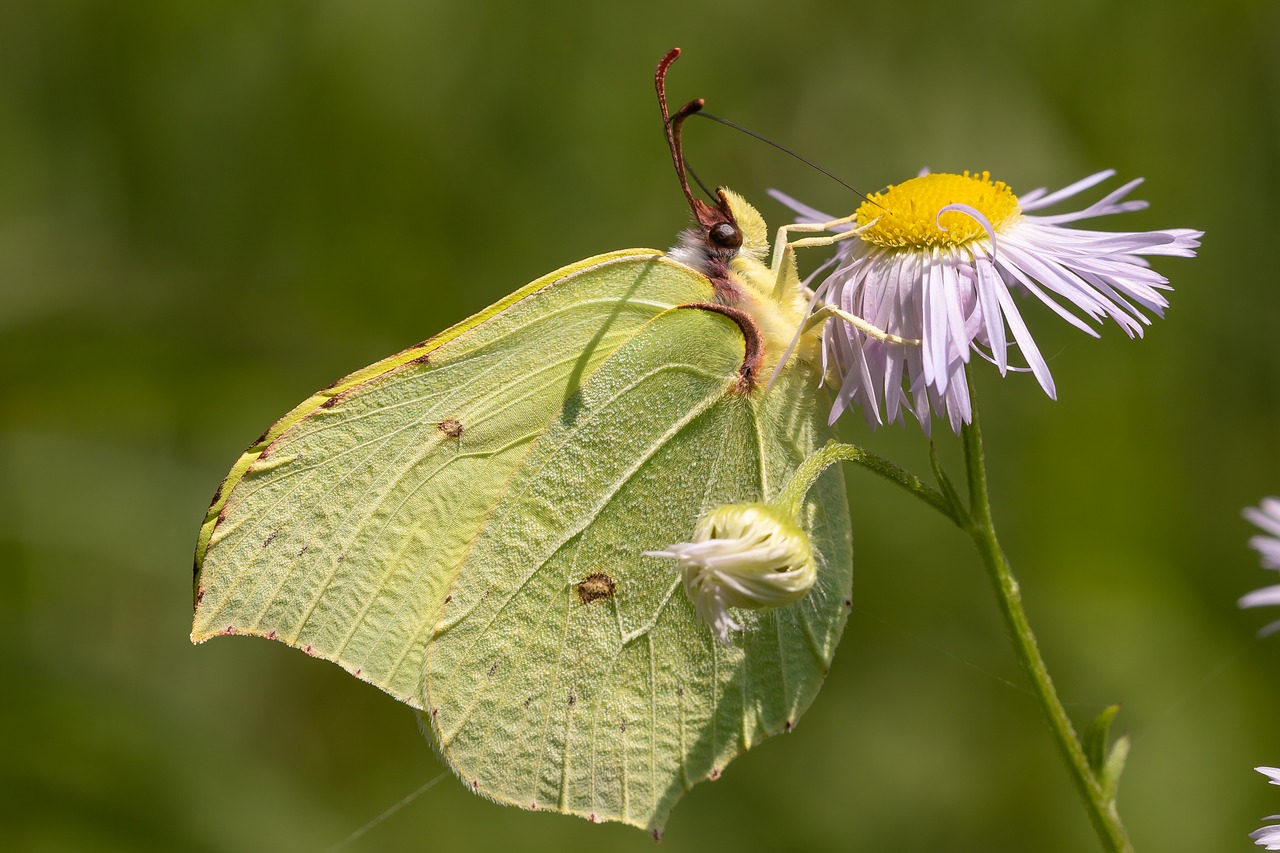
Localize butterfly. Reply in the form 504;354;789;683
191;48;885;835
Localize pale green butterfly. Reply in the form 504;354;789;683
190;48;897;835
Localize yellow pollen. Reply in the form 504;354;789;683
856;171;1021;250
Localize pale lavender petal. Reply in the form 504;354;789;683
995;243;1108;335
941;258;971;366
1017;185;1048;205
1250;539;1280;570
924;255;949;392
1028;178;1147;223
766;188;835;225
1245;500;1280;540
993;280;1056;399
1018;169;1116;211
938;202;1000;254
1140;228;1203;256
972;253;1009;373
1253;822;1280;851
1240;499;1280;635
1240;585;1280;609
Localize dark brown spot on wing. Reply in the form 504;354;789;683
576;572;616;604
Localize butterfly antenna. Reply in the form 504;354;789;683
693;110;884;210
655;48;742;239
684;161;718;203
655;49;719;210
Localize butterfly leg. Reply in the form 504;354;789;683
766;214;882;303
764;213;910;344
767;213;863;278
762;216;915;390
764;299;916;392
801;304;919;346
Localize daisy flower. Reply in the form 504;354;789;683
1239;497;1280;635
645;503;816;645
772;170;1202;433
1251;767;1280;850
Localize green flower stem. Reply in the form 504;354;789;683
775;440;956;522
960;409;1132;853
777;419;1131;851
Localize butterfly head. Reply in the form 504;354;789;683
655;49;817;381
666;187;767;288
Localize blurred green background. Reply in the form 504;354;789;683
2;1;1276;850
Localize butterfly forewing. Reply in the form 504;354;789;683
192;251;711;703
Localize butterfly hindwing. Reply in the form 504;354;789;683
423;307;851;831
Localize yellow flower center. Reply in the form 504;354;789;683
856;171;1021;250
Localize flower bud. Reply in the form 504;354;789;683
645;503;816;644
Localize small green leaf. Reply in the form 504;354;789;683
928;442;968;527
1083;704;1121;779
1100;733;1130;802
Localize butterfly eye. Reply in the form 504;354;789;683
709;222;742;250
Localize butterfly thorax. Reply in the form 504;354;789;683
668;187;820;384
